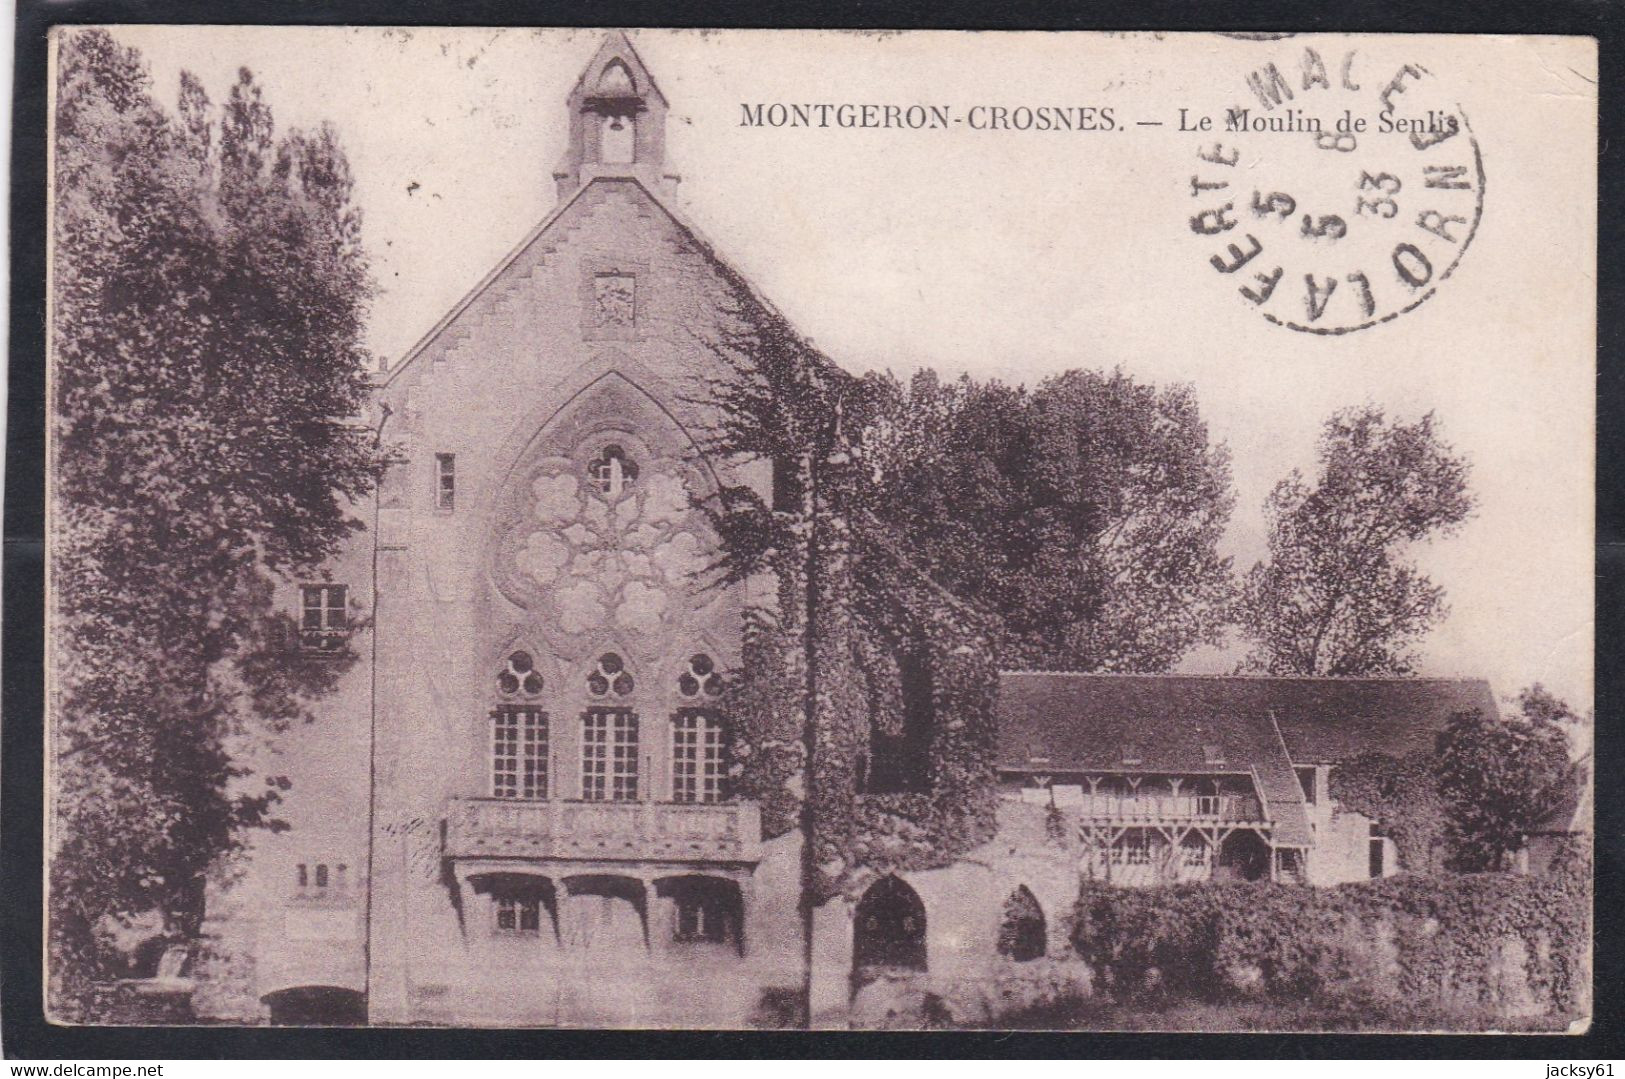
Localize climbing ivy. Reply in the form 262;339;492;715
690;256;999;900
1328;752;1447;872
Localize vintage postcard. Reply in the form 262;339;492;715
43;27;1596;1032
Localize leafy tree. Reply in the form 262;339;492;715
1237;406;1474;675
689;265;999;896
1436;689;1575;872
862;367;1235;672
50;30;379;1016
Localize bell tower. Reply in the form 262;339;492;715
554;32;678;202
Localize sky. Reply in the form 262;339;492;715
83;27;1597;709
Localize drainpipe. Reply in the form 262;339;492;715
363;401;392;1023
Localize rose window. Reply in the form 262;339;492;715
677;653;724;698
511;446;708;637
497;651;545;698
587;652;635;698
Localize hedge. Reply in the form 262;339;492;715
1069;840;1589;1019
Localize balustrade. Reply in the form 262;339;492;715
444;797;761;863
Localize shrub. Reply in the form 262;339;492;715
1069;856;1589;1020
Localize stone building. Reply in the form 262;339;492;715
994;673;1499;888
191;33;1503;1029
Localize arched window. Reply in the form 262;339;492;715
996;885;1046;962
583;654;638;801
560;874;648;950
492;651;548;799
672;655;726;803
852;875;927;976
671;712;724;804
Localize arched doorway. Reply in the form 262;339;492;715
1216;830;1271;882
996;885;1046;962
852;875;927;980
263;985;366;1026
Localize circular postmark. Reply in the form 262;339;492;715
1185;45;1485;334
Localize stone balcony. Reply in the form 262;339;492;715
444;797;762;865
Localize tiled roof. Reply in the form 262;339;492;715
995;673;1499;849
1267;677;1498;763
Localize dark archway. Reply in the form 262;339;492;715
653;874;745;956
853;875;927;977
263;986;366;1026
560;873;649;951
996;885;1046;962
1216;830;1271;882
470;871;561;942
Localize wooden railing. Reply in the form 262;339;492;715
1067;794;1265;823
444;797;762;863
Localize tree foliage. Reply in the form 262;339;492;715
50;30;379;1015
1237;406;1474;676
1436;689;1578;872
862;368;1236;672
689;263;998;897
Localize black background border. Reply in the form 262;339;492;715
6;0;1621;1060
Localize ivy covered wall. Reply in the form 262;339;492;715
694;256;1001;902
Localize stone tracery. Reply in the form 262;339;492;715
507;438;711;638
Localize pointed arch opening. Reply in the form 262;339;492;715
853;875;927;980
596;58;637;96
996;885;1046;962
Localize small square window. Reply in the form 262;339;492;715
674;896;728;943
435;454;456;513
299;585;348;652
1120;743;1142;766
314;864;329;889
495;896;542;935
1202;744;1225;765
